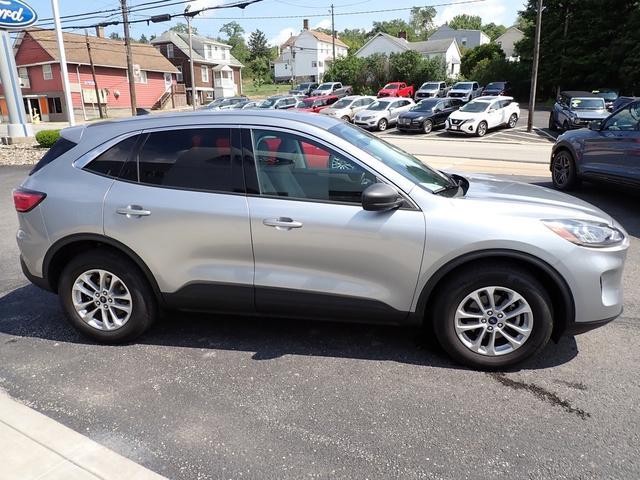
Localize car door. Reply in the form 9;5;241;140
102;126;255;311
581;103;640;184
243;127;425;320
486;101;504;128
432;100;449;126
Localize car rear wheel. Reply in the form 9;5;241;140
548;114;557;131
507;113;518;128
377;118;388;131
551;149;581;190
422;119;433;134
431;264;553;369
341;115;351;122
58;250;157;343
475;121;488;137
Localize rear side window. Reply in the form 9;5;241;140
30;138;77;175
136;128;234;193
84;135;139;178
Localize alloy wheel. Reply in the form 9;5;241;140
508;114;518;128
454;286;534;356
378;119;388;131
552;151;572;186
423;119;433;134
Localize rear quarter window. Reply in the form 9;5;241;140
84;135;140;179
29;138;77;175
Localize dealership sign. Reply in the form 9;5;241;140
0;0;37;29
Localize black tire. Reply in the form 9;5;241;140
551;149;581;190
476;121;488;137
507;113;518;128
431;263;553;370
341;115;351;122
548;113;557;131
423;119;433;134
58;249;157;343
562;120;570;132
377;118;388;131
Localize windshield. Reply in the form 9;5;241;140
317;84;332;90
332;99;352;109
460;101;489;113
420;83;440;90
328;122;452;192
367;101;390;111
383;84;399;90
452;82;473;90
410;100;437;112
485;82;505;89
296;83;311;89
571;98;606;110
232;102;248;109
302;98;321;107
257;98;277;108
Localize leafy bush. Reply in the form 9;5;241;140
35;129;60;148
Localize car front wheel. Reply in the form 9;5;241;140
551;149;580;190
475;121;488;137
377;118;388;131
431;264;553;369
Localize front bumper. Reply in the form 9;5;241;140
445;119;477;134
397;120;426;131
354;117;381;128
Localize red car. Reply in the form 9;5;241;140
378;82;414;98
295;95;339;113
258;136;330;169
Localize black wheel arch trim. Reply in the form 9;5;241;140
550;140;580;171
413;249;576;340
42;233;165;306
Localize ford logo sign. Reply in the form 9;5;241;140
0;0;37;29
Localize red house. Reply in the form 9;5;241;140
0;28;182;123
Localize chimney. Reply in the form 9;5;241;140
303;19;309;30
95;26;104;38
397;31;407;40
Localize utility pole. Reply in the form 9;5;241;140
527;0;543;133
51;0;75;126
557;3;571;97
289;45;296;85
85;30;104;119
185;7;197;110
330;4;336;62
120;0;138;116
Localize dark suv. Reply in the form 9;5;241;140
549;91;609;131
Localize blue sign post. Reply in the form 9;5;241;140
0;0;38;142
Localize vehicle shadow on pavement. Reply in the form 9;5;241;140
0;284;578;371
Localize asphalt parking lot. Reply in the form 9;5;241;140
1;164;639;479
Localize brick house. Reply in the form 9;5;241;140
151;31;244;105
0;28;181;123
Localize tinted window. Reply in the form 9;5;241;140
84;135;138;178
137;128;234;192
603;104;640;131
251;129;377;203
30;137;77;175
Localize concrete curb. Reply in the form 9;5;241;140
0;391;166;479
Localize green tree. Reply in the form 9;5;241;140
337;28;368;52
324;54;367;91
448;14;482;30
220;22;249;63
248;56;271;86
460;43;505;78
389;50;424;87
248;29;270;61
369;19;415;41
109;32;121;40
138;34;149;44
410;6;437;40
170;22;198;35
481;23;507;41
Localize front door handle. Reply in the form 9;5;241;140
263;217;303;230
116;205;151;217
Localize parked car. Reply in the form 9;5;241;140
294;95;339;113
318;95;376;122
550;100;640;190
231;100;258;110
289;82;319;96
611;96;638;113
14;110;628;369
447;81;482;102
353;98;414;131
482;81;512;97
255;95;299;110
311;82;352;98
415;81;449;100
592;88;618;111
378;82;414;98
202;96;248;110
446;96;520;137
549;91;609;131
397;98;464;134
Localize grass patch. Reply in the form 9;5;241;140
242;82;291;99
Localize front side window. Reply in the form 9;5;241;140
603;104;640;131
136;128;234;192
251;129;377;203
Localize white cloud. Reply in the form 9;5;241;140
269;27;297;47
312;18;331;31
187;0;224;13
435;0;515;27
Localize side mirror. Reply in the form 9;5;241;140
588;120;602;131
362;183;404;212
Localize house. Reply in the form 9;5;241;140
428;25;490;49
355;32;462;78
273;19;348;83
152;31;243;105
0;28;180;123
494;26;524;61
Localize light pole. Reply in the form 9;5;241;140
51;0;75;125
527;0;544;133
185;6;197;110
120;0;138;116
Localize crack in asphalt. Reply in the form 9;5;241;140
488;373;591;420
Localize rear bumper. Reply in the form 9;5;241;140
20;255;53;292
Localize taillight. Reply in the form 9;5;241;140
13;188;46;212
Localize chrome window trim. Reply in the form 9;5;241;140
72;130;143;170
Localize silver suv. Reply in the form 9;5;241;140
14;110;628;369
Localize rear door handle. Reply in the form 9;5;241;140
263;217;303;230
116;205;151;217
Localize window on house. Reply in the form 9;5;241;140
201;65;209;83
166;44;174;58
204;44;213;59
176;65;183;82
47;97;63;114
42;64;53;80
461;37;468;46
134;70;148;84
312;61;317;67
318;61;323;67
18;67;29;87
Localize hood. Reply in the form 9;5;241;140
321;107;346;115
399;110;433;119
460;174;611;222
418;87;439;93
573;110;609;120
355;109;385;118
449;88;471;94
449;110;483;121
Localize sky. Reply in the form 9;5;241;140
21;0;524;46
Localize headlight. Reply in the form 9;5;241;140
543;219;625;247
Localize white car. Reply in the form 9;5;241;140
353;98;414;131
319;95;376;122
446;96;520;137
